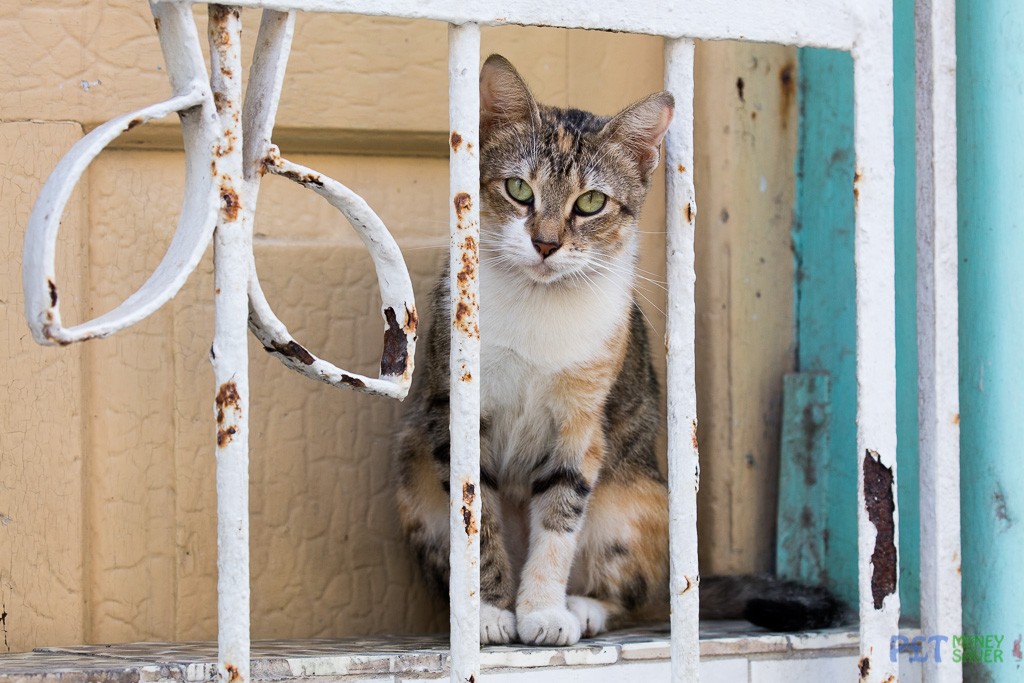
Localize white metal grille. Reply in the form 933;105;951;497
21;1;961;682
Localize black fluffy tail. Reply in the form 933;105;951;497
699;574;846;632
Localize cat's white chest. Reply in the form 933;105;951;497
476;261;631;488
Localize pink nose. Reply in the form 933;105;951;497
532;240;561;258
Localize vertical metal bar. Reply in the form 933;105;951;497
447;21;481;683
664;37;700;683
852;8;900;680
915;1;962;681
208;6;251;683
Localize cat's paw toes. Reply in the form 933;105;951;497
566;595;609;638
480;603;517;645
516;607;582;646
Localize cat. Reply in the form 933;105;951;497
394;54;842;646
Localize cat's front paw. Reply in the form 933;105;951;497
516;607;582;646
481;603;517;644
566;595;609;638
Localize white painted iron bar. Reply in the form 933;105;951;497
163;0;861;50
22;0;220;345
447;21;482;683
852;10;900;681
207;5;252;683
915;1;962;681
664;37;700;683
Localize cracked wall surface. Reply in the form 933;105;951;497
1;1;796;652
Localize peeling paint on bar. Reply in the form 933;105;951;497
447;21;481;683
915;2;963;682
664;37;700;683
207;6;251;683
852;7;901;679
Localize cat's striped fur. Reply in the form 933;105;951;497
394;55;842;646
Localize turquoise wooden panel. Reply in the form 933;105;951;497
777;372;831;586
957;1;1024;678
789;0;919;618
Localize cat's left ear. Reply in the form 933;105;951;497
602;92;675;182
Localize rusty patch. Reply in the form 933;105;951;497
217;426;236;447
41;325;73;346
853;169;862;202
269;339;315;366
681;575;695;594
462;481;478;537
677;164;686;173
454;300;479;338
47;279;58;307
209;5;240;22
339;374;366;389
215;381;240;424
126;117;143;132
461;371;472;382
224;663;242;683
863;450;897;609
953;412;960;425
685;202;695;224
736;76;745;103
457;235;478;287
403;304;419;334
858;656;869;680
380;306;409;377
450;131;463;151
153;17;161;31
213;91;228;115
278;167;324;187
453;192;472;222
691;419;698;451
779;61;796;128
220;184;240;221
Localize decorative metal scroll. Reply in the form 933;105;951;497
21;2;416;400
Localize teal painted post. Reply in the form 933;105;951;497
790;0;919;617
957;1;1024;677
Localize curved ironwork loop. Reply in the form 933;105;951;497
249;147;417;400
22;2;221;346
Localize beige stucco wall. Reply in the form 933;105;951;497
1;1;797;653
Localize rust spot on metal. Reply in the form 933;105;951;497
461;371;472;382
685;202;695;224
454;300;479;339
450;131;463;151
677;164;686;173
213;91;228;115
457;235;478;288
217;426;236;447
461;481;478;537
853;169;862;202
126;117;144;132
681;575;695;594
41;325;73;346
952;412;960;425
779;61;796;129
215;381;240;425
454;192;472;222
863;450;897;609
220;184;240;221
339;374;366;389
277;167;324;187
224;663;242;683
47;279;57;307
858;657;870;680
380;306;409;377
691;419;698;451
403;304;419;334
153;17;161;31
736;76;745;103
267;339;315;366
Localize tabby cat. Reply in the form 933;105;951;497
395;54;841;646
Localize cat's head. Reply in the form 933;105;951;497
479;54;673;286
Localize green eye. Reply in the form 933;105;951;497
574;190;607;216
505;177;534;204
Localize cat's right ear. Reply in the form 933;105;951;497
480;54;541;136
